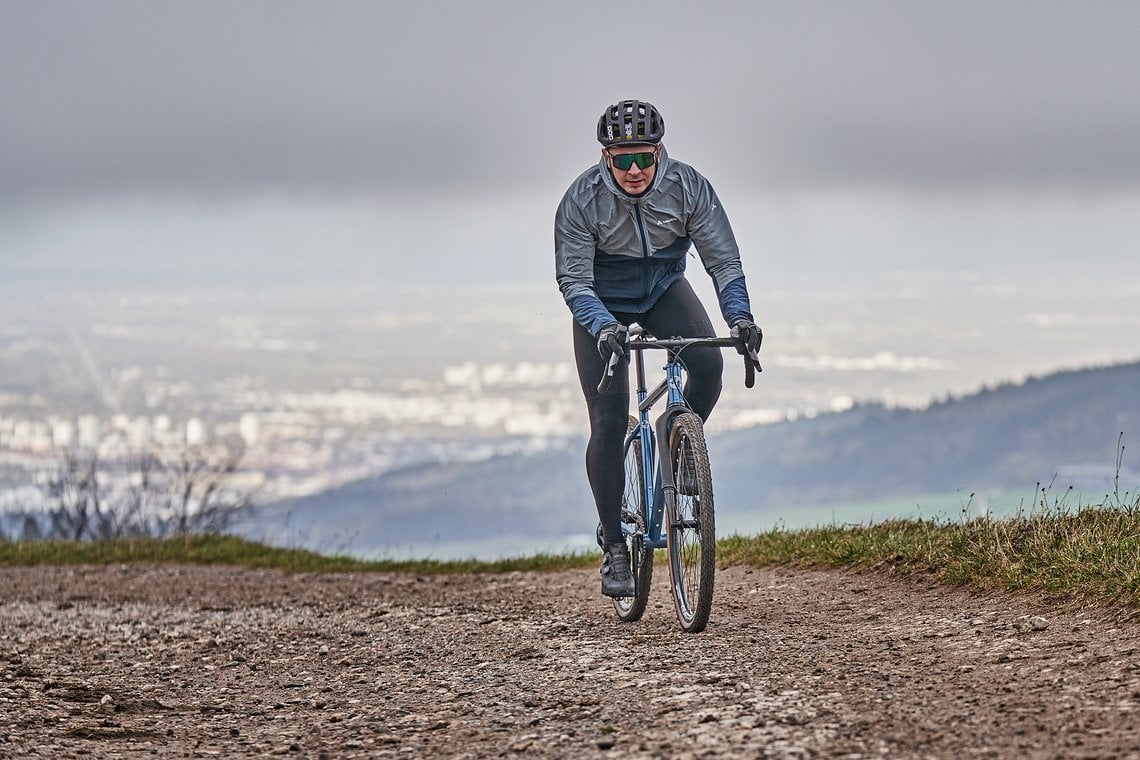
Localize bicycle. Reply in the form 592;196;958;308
597;326;760;633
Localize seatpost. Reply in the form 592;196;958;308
632;344;648;399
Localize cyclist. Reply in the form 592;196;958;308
554;99;763;598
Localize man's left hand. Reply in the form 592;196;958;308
730;318;763;356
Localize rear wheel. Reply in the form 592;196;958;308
614;417;653;622
666;412;716;632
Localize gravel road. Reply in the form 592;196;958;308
2;562;1138;758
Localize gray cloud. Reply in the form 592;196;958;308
3;0;1140;208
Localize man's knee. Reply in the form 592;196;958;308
684;348;723;384
587;394;630;437
683;349;723;418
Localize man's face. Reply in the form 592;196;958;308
603;143;661;196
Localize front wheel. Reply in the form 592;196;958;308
614;417;653;622
666;412;716;633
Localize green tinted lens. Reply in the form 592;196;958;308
632;152;656;169
612;151;656;171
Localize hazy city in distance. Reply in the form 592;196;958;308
3;267;1137;538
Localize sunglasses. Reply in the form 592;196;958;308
608;150;657;171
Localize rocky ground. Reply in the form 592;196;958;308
1;562;1139;759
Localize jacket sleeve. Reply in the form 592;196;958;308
685;171;752;324
555;191;617;335
714;275;754;326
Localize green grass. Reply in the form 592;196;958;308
0;533;597;574
719;503;1140;611
4;502;1139;612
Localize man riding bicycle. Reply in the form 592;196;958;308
554;99;763;598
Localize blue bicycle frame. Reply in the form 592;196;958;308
615;334;751;549
626;345;685;550
599;329;759;629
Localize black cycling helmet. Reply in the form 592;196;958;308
597;100;665;146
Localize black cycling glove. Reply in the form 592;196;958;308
730;318;763;356
596;322;629;363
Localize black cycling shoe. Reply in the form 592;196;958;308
600;542;635;598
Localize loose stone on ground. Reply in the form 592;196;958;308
1;563;1138;758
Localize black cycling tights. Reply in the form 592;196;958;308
572;278;723;546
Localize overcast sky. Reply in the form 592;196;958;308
2;0;1139;285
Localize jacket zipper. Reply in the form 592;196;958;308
633;204;651;299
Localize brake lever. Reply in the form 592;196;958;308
597;351;622;394
744;348;762;389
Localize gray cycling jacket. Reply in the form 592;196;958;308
554;147;748;331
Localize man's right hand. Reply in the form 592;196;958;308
596;322;628;363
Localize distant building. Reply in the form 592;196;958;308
11;421;31;449
128;416;151;449
77;415;101;449
11;421;51;452
239;412;260;446
186;417;207;446
50;417;75;448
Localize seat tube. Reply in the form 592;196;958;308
633;347;651;433
633;346;648;400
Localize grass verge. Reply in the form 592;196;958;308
3;504;1138;612
720;503;1140;612
0;533;596;574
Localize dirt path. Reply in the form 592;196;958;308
1;562;1138;759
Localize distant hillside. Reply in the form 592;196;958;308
711;361;1140;511
244;441;595;552
247;360;1140;553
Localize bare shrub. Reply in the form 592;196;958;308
43;450;116;540
5;442;256;541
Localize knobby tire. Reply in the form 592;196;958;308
666;412;716;633
614;417;653;622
